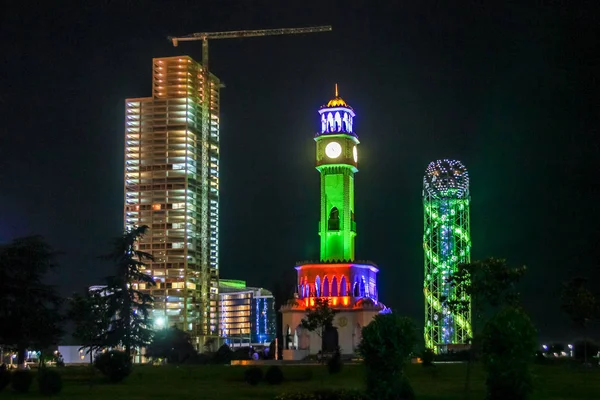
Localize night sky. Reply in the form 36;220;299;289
1;1;598;344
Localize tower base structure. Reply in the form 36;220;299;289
280;261;390;360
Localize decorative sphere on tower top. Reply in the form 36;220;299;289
317;84;356;137
423;159;470;199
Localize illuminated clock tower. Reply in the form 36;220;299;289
280;86;390;359
316;84;359;262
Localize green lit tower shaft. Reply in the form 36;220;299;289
423;159;472;352
315;86;359;262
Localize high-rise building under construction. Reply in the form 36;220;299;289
124;56;220;346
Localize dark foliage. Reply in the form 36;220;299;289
301;298;338;355
358;313;417;400
94;350;132;383
392;375;415;400
480;307;537;400
265;365;284;385
274;389;367;400
146;326;197;364
244;366;263;386
573;340;599;362
11;369;34;393
0;236;64;365
37;368;62;396
68;289;111;362
0;365;10;392
327;348;343;374
561;278;599;364
101;226;156;356
214;344;233;364
421;348;435;367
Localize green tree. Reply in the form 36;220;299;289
561;277;599;364
300;298;338;355
0;236;64;366
102;225;156;357
146;326;196;364
67;288;111;363
358;314;417;400
445;257;527;400
480;306;537;400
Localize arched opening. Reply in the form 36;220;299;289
323;276;330;297
331;276;338;297
327;112;335;132
353;281;360;297
360;277;366;297
328;207;340;231
285;325;292;349
334;112;342;132
315;276;321;297
340;276;347;296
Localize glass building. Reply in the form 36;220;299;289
219;280;276;347
124;56;221;347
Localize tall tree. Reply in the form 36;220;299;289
102;226;156;357
146;326;196;364
300;298;338;355
67;288;111;363
0;236;64;366
561;277;598;364
445;257;527;400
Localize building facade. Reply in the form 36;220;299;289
281;88;389;359
124;56;221;347
423;159;472;353
219;280;276;347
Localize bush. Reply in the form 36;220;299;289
264;365;284;385
358;314;417;400
38;368;62;396
327;349;343;374
11;369;34;393
421;348;435;367
244;366;263;385
392;375;415;400
480;307;537;400
274;389;367;400
0;365;10;392
213;344;233;364
94;350;132;383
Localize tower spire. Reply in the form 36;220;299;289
335;83;338;97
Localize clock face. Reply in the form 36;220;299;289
325;142;342;159
353;146;358;163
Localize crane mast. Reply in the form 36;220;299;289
167;25;332;341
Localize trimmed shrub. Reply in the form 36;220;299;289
11;369;34;393
274;389;367;400
421;348;435;367
244;366;263;386
327;349;343;374
94;350;132;383
0;365;10;392
213;344;233;364
392;375;415;400
480;306;537;400
358;314;417;400
38;368;62;396
265;365;284;385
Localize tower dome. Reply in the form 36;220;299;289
317;84;356;136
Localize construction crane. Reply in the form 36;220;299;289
166;26;332;340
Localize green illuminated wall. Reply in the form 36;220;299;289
423;160;472;352
315;136;359;262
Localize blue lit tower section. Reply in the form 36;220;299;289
423;159;472;352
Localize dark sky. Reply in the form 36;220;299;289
1;1;598;343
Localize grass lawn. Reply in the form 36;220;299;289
1;362;599;399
